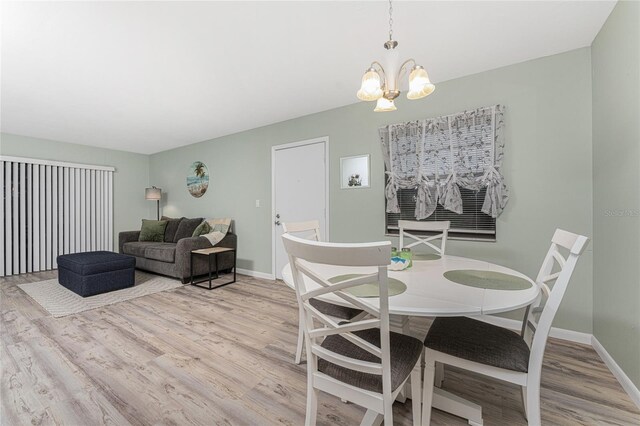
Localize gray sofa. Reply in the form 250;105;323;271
118;216;237;283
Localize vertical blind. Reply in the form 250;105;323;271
0;156;114;277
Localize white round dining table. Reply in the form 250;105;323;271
281;255;540;426
281;254;539;318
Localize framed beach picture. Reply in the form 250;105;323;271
340;154;370;189
187;161;209;198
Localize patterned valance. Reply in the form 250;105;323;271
380;105;508;219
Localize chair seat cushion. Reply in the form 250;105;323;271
310;298;363;320
318;328;423;393
424;317;530;373
144;243;177;263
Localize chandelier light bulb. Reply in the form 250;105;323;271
407;65;435;100
374;97;397;112
357;69;384;101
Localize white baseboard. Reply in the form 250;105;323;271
591;336;640;409
236;268;275;280
475;315;592;345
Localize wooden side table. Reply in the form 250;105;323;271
190;247;237;290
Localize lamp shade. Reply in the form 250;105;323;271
357;69;384;101
145;186;162;200
374;97;397;112
407;66;435;100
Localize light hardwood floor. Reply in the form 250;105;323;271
1;271;639;425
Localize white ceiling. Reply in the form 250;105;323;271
1;1;615;155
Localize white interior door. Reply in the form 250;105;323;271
273;138;328;279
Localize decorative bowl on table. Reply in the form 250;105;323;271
389;256;410;271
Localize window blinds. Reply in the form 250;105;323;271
0;156;114;277
386;187;496;238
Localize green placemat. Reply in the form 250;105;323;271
443;270;531;291
412;253;441;261
328;274;407;298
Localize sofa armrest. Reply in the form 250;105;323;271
175;233;238;280
175;236;214;278
216;233;237;250
119;230;141;254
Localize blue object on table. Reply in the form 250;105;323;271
57;251;136;297
390;256;410;271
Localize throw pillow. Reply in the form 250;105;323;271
139;219;168;242
173;217;204;242
161;216;183;242
192;221;212;237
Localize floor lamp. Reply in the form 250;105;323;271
145;186;162;220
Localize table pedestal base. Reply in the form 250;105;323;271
361;389;483;426
432;388;483;425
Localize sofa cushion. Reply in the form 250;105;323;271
144;243;177;263
173;218;203;242
139;219;167;242
161;216;183;242
123;242;158;258
57;251;135;275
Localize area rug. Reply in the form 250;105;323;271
18;272;183;318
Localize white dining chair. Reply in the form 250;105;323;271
421;229;589;426
398;220;450;255
282;233;423;426
282;220;365;364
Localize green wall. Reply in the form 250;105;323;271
150;48;594;333
592;0;640;388
0;133;151;248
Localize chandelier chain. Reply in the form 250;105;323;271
388;0;393;41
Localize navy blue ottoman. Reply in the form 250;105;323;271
57;251;136;297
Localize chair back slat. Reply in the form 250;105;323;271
294;262;381;317
302;301;383;358
398;220;450;255
300;271;379;301
522;229;589;379
282;220;322;242
285;238;391;267
541;271;561;284
402;232;442;253
308;318;382;339
551;228;589;255
551;251;566;268
282;233;394;396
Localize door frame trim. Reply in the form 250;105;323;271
271;136;330;279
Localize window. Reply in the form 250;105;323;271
385;186;496;241
380;105;508;227
380;105;506;240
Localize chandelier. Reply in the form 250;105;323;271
357;0;435;112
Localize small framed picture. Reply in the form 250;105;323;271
340;154;370;189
